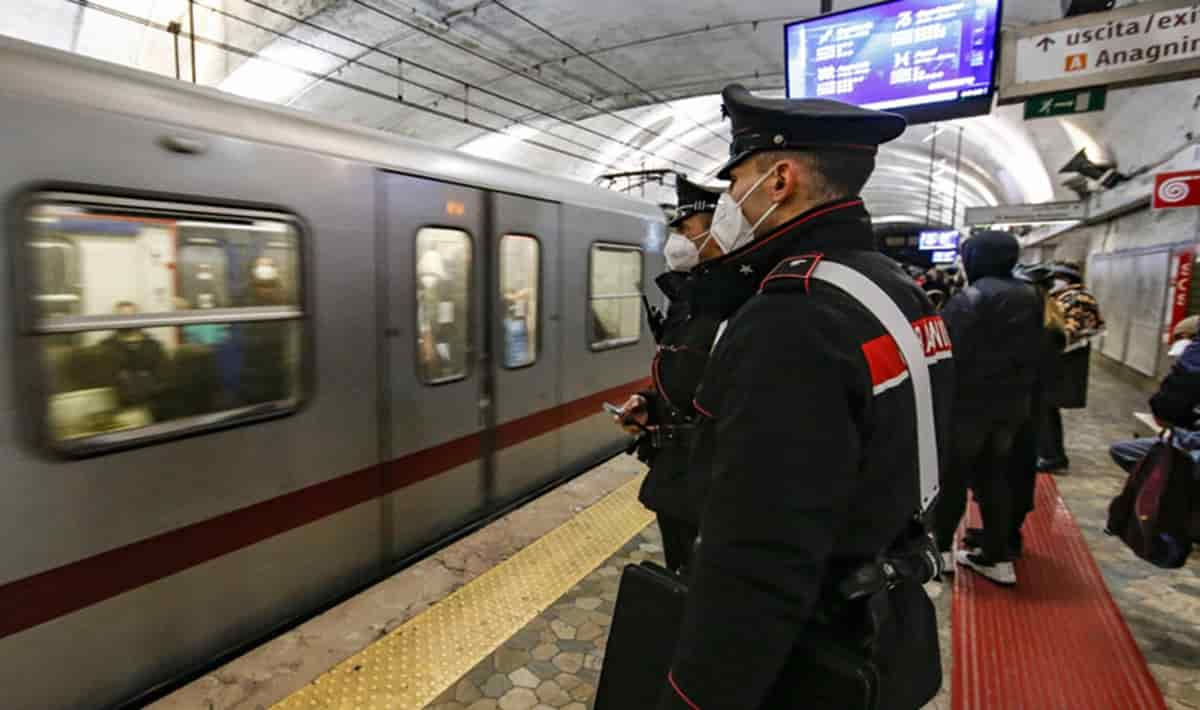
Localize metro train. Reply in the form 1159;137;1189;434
0;37;665;710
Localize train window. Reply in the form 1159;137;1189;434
499;235;540;368
416;227;473;384
22;195;305;454
589;243;643;350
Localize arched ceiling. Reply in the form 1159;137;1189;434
3;0;1190;226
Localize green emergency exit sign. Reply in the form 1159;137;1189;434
1023;88;1107;120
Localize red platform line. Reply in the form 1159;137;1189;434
952;474;1166;710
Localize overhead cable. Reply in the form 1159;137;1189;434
490;0;730;146
231;0;707;174
188;0;704;174
58;0;635;171
349;0;728;165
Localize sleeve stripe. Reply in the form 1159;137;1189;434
862;333;907;394
668;671;702;710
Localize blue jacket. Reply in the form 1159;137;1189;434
1151;336;1200;431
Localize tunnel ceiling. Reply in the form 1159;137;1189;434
3;0;1192;225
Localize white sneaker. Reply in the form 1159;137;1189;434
955;549;1016;586
941;551;955;576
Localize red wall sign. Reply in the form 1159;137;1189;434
1169;251;1194;337
1154;170;1200;209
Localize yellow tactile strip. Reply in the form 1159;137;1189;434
274;474;653;710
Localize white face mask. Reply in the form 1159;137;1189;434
709;169;780;254
664;231;712;272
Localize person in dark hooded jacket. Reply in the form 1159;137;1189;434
935;231;1043;586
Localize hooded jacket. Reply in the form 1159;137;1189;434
942;231;1043;410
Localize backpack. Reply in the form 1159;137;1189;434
1105;437;1196;568
1054;284;1104;341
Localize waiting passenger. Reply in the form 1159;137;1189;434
936;231;1043;585
100;300;169;411
961;263;1065;561
1110;316;1200;473
1038;261;1105;472
612;174;722;575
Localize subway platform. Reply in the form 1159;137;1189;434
151;358;1200;710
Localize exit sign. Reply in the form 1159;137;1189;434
1024;88;1107;119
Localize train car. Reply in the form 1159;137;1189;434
0;36;665;710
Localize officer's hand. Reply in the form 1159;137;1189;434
614;394;648;434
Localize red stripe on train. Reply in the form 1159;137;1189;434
0;377;650;640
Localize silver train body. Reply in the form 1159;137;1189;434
0;37;664;710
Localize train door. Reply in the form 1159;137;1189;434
490;194;562;499
381;173;487;557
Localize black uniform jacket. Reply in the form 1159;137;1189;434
636;271;723;523
660;198;954;710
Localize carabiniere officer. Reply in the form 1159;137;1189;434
657;85;955;709
616;174;724;575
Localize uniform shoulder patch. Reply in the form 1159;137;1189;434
759;252;825;294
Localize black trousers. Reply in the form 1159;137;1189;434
935;400;1030;560
1008;411;1039;543
1038;402;1067;463
657;513;698;573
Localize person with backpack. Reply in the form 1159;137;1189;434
1038;261;1105;472
1106;321;1200;568
1109;317;1200;473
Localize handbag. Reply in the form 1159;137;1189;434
594;259;943;710
593;562;688;710
1106;433;1196;568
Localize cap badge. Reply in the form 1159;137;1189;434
773;134;785;145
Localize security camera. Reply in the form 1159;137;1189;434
1061;174;1092;200
1060;148;1126;188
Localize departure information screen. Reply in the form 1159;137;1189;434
785;0;1002;119
918;229;959;251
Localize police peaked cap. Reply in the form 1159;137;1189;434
716;84;908;180
670;174;722;227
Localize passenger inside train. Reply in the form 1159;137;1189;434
416;232;471;383
500;234;539;369
33;203;303;447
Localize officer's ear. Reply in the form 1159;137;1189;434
772;158;809;204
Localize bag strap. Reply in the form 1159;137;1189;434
810;261;940;515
